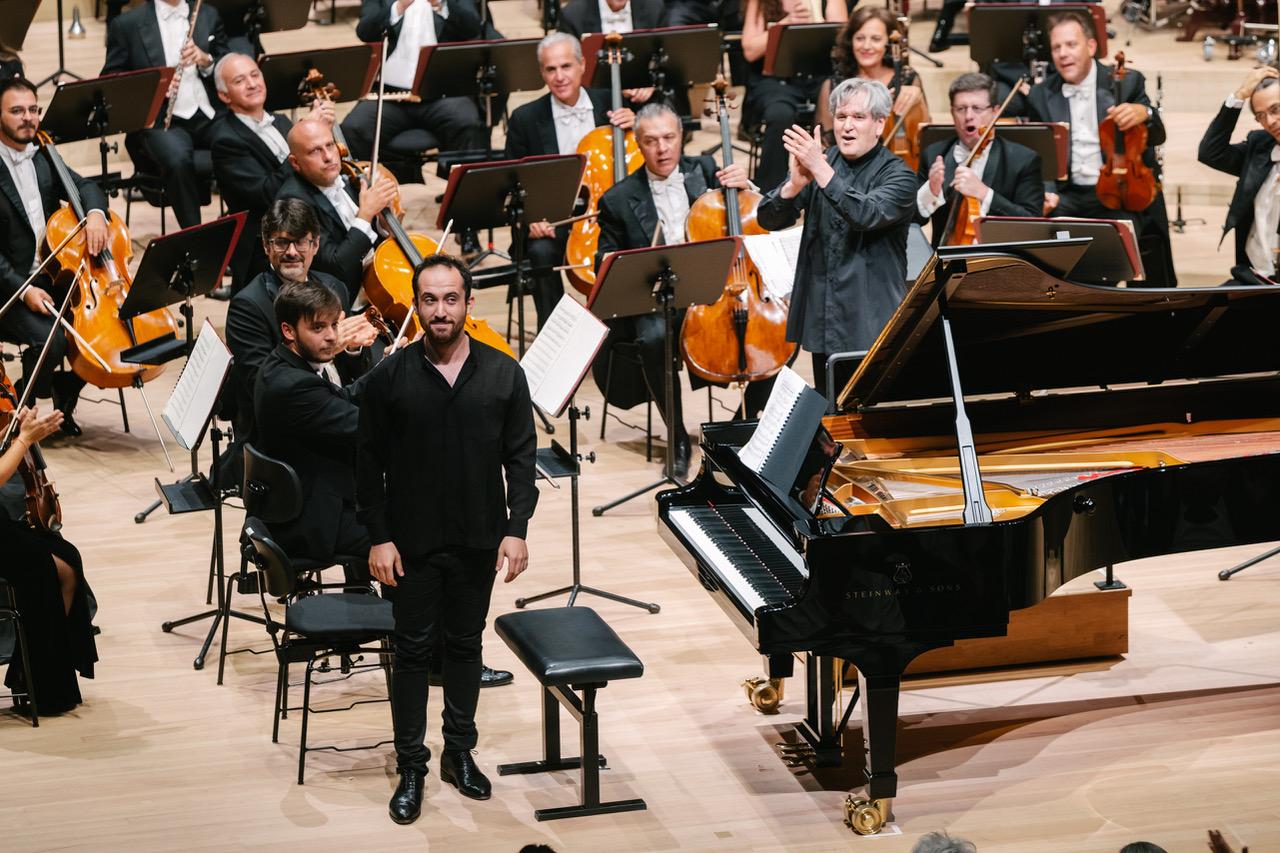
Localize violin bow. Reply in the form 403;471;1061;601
369;37;389;188
940;77;1025;239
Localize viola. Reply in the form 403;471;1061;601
37;132;180;390
0;361;62;533
880;21;927;172
1095;53;1158;213
681;76;796;386
563;32;643;296
942;78;1025;247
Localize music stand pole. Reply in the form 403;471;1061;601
35;0;82;88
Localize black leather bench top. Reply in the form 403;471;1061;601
495;607;643;687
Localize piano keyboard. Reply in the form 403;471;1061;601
668;504;808;614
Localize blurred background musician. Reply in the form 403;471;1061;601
102;0;230;232
210;54;336;295
1197;66;1280;286
740;0;846;191
756;78;916;396
504;32;637;330
0;78;110;438
556;0;668;38
1025;10;1176;287
915;73;1043;247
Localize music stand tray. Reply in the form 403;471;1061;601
976;217;1142;284
259;44;379;111
42;69;174;143
413;38;545;100
120;215;245;324
581;26;723;92
967;3;1110;68
917;122;1068;182
436;154;585;231
763;23;841;78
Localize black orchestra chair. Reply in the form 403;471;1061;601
381;129;440;185
496;606;646;821
121;137;217;235
241;516;394;784
0;577;38;727
597;340;655;462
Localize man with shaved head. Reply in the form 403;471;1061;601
276;118;398;287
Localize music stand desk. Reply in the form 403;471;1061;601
917;122;1067;182
977;216;1142;284
413;37;545;100
581;26;723;91
763;22;841;79
42;69;173;143
260;44;379;111
967;3;1109;68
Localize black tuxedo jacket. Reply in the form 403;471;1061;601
596;154;719;267
914;135;1044;247
0;150;109;301
102;1;230;124
557;0;667;38
1198;102;1277;269
504;89;612;159
210;111;294;282
253;343;371;561
275;172;373;289
1025;60;1165;191
356;0;483;61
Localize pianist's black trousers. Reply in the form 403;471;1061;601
1052;183;1177;287
389;545;498;772
340;97;488;162
128;112;216;230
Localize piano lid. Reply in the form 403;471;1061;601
837;245;1280;412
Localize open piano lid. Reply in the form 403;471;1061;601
836;243;1280;415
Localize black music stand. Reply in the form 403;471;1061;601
588;238;738;516
207;0;312;57
762;23;840;78
24;0;79;88
436;155;584;359
917;122;1065;182
969;3;1110;73
414;38;544;136
977;217;1142;284
259;44;379;112
124;215;246;524
581;26;723;110
42;69;173;198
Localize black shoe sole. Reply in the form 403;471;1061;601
480;673;513;688
440;769;491;801
389;807;421;825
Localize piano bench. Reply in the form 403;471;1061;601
495;606;646;821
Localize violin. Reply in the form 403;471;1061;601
880;20;927;172
942;78;1025;247
1095;53;1158;213
563;32;643;297
37;132;180;390
682;76;796;386
0;361;62;533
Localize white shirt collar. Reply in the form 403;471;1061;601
646;167;683;188
155;0;189;23
597;0;633;32
550;88;593;119
235;111;275;131
1061;61;1097;99
0;142;37;166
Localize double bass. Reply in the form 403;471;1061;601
563;31;643;296
682;76;796;389
0;361;61;533
880;19;926;172
1095;53;1158;213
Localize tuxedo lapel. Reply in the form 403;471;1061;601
1095;61;1115;123
0;162;30;237
984;137;1006;195
682;160;708;204
230;115;280;168
536;96;559;156
628;181;659;245
138;7;167;67
307;181;346;236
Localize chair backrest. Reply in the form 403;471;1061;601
242;443;303;524
241;517;298;600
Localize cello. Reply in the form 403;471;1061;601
0;360;62;533
563;31;643;296
682;76;796;390
880;19;927;172
941;78;1025;246
37;132;180;390
1095;53;1158;213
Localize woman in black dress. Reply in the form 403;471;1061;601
2;403;96;716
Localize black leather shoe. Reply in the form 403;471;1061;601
457;228;482;259
57;411;82;437
389;767;426;824
207;285;233;301
427;663;513;687
673;433;692;480
440;750;491;800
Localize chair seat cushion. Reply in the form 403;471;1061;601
387;129;439;154
495;607;643;687
285;593;393;640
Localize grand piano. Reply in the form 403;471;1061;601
657;242;1280;834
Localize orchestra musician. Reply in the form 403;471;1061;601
0;404;97;715
756;78;917;396
1196;66;1280;286
1025;10;1177;287
916;73;1043;246
594;102;760;477
815;7;929;141
556;0;667;39
276;119;400;288
740;0;846;191
102;0;230;232
209;54;336;294
358;255;536;824
0;78;110;438
504;32;637;330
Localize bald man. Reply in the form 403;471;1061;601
275;119;398;288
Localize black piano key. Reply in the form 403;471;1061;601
683;504;808;605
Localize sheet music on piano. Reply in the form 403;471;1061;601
737;365;829;493
520;294;609;418
161;319;232;452
743;226;802;300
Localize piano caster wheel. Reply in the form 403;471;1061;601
843;796;890;836
742;676;784;714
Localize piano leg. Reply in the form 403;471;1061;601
791;654;844;767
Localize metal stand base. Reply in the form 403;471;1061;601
34;0;82;88
1219;545;1280;580
592;475;677;517
517;583;660;613
1094;564;1127;591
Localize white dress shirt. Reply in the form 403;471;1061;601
235;112;289;162
551;89;597;155
310;360;343;386
916;142;994;220
0;143;48;273
598;0;634;32
383;0;448;90
647;168;690;244
1061;62;1102;187
155;0;214;121
321;176;377;243
1245;147;1280;276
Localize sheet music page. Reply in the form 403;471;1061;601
743;226;803;300
520;294;609;416
162;320;232;451
737;365;808;473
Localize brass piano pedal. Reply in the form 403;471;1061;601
842;795;892;836
776;742;814;766
741;676;785;714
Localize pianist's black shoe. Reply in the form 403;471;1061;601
440;749;491;800
389;767;425;825
673;432;692;480
428;663;514;687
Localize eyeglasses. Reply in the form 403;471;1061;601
5;106;41;117
266;236;318;252
1255;104;1280;123
951;105;993;116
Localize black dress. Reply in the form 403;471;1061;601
2;516;96;715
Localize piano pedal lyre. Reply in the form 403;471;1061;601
741;676;785;714
775;741;813;767
842;795;892;836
